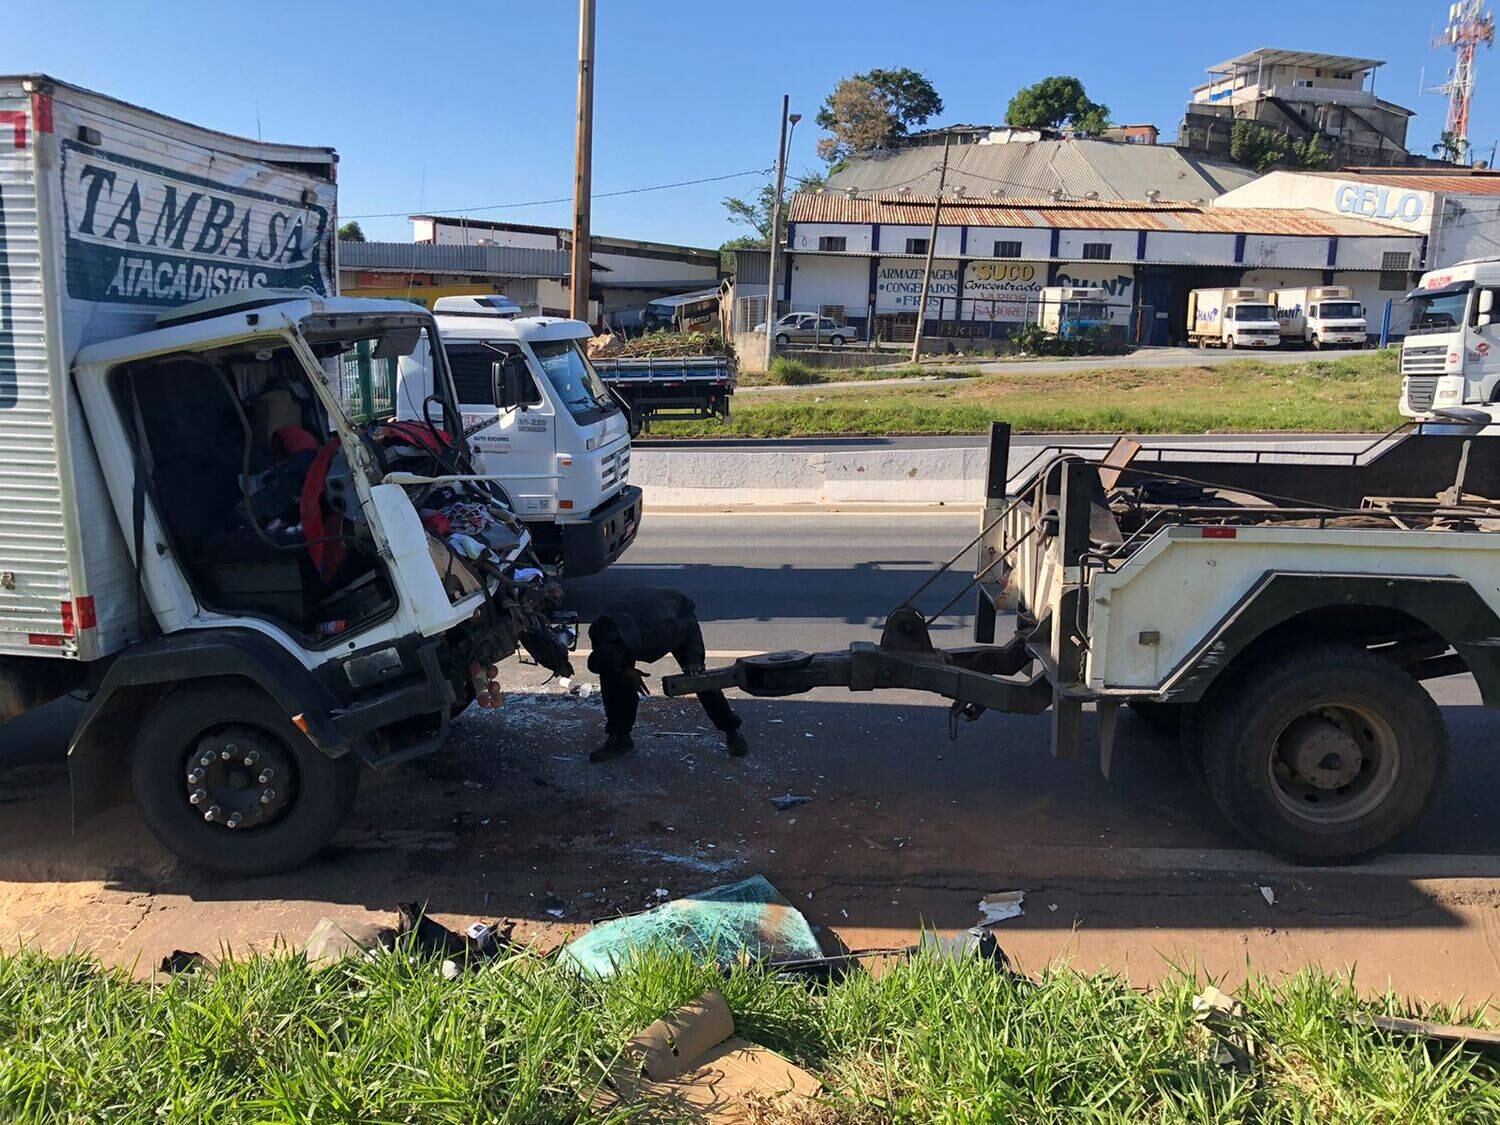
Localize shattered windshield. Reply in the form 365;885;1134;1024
302;316;452;430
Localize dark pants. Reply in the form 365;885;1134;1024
599;618;741;737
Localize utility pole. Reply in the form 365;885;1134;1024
764;95;795;369
569;0;596;323
910;136;951;364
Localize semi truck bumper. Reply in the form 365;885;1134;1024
558;485;642;576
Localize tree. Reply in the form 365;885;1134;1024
1004;76;1109;135
1433;130;1467;164
815;68;943;163
721;172;826;245
1229;121;1332;172
337;220;366;242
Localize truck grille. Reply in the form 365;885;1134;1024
1405;376;1438;412
1401;344;1448;375
601;447;630;488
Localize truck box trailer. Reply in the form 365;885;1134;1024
0;77;572;874
1187;287;1281;349
1273;286;1368;348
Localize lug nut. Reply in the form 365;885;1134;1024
220;749;232;760
243;750;260;766
189;788;206;806
260;789;276;805
257;769;274;784
226;812;242;829
204;805;222;822
186;768;204;784
199;752;216;767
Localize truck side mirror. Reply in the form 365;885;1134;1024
492;355;531;411
1480;290;1496;328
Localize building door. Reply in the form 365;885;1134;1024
1136;266;1243;346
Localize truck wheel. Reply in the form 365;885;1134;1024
1200;645;1445;863
1225;336;1236;350
1311;334;1322;350
131;681;360;876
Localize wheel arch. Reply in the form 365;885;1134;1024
1162;572;1500;707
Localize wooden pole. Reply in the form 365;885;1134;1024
764;95;791;369
569;0;596;323
910;136;951;363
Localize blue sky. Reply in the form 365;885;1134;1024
10;1;1491;248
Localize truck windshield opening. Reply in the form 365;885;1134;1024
1234;304;1275;321
531;339;615;422
1410;291;1470;335
1320;301;1362;319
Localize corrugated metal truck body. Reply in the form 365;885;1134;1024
0;76;336;662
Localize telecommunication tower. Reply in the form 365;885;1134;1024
1429;0;1496;160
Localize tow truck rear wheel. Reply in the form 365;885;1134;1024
131;681;360;876
1200;645;1445;864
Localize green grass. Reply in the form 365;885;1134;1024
1;944;1496;1122
670;351;1403;438
743;361;982;387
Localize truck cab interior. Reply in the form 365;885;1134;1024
111;336;402;645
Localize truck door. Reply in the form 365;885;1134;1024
444;341;557;520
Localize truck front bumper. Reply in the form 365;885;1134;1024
560;485;642;576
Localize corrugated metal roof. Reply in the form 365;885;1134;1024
1307;169;1500;196
1205;49;1383;74
787;194;1409;237
823;137;1258;202
339;241;571;278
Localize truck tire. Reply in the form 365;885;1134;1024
1311;334;1322;350
1200;645;1445;864
131;681;360;876
1225;335;1236;350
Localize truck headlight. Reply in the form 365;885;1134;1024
344;646;405;690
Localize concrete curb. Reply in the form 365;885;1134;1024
632;445;986;506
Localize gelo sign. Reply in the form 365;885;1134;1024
1333;183;1425;224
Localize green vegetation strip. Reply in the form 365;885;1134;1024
1;947;1496;1121
665;352;1403;437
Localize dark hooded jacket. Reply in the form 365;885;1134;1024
587;588;702;673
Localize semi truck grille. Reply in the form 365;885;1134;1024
1401;344;1448;375
1405;376;1437;412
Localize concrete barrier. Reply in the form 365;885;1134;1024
631;446;985;507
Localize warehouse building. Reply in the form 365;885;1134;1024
773;190;1423;345
338;240;578;316
1213;166;1500;332
408;215;720;319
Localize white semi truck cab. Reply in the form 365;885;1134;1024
1272;286;1368;349
398;296;640;576
1400;258;1500;419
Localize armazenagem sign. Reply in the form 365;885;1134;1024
60;141;331;306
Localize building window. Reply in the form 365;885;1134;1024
905;237;929;255
1380;251;1412;291
818;236;847;252
1081;242;1112;260
993;240;1022;258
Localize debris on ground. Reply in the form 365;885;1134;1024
394;902;473;959
773;946;915;982
770;794;813;811
537;892;568;919
977;890;1026;926
304;916;396;967
1259;886;1276;907
596;989;821;1122
560;875;823;977
1192;984;1257;1072
920;927;1012;971
1350;1012;1500;1053
157;949;208;975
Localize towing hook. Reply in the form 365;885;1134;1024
947;700;987;740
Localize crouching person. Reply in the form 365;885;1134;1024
586;588;748;763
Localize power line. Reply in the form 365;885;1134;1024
343;167;772;220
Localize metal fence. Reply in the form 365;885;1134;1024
338;340;398;423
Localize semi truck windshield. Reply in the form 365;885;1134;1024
1410;291;1469;335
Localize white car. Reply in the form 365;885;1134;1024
754;312;855;348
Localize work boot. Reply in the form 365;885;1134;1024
724;728;749;757
590;733;635;763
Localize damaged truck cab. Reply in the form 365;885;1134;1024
0;76;569;874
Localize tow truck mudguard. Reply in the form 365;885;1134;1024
68;627;458;828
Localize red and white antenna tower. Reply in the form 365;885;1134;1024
1430;0;1496;161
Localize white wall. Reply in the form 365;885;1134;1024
1243;235;1328;270
1053;262;1135;323
964;227;1053;259
787;255;870;315
880;224;964;257
1055;228;1136;263
1215;171;1437;235
790;222;873;254
1142;231;1239;266
1437;197;1500;266
962;260;1045;321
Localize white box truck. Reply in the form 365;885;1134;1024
1399;258;1500;420
0;76;574;874
1037;286;1112;339
395;295;641;577
1272;286;1368;349
1187;287;1281;349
